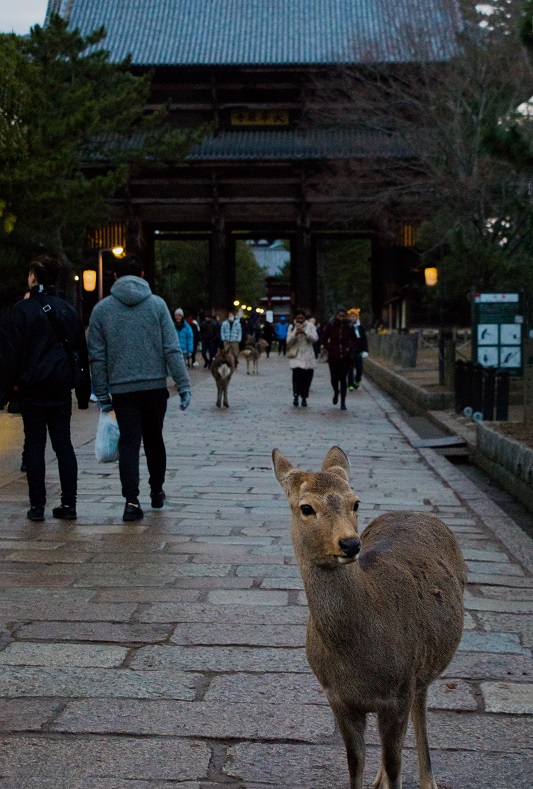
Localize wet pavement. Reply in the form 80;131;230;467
0;354;531;788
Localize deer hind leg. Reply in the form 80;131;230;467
332;706;366;789
411;687;438;789
373;703;410;789
216;383;222;407
223;382;229;407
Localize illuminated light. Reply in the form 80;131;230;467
233;300;240;306
424;267;438;287
83;269;97;291
74;275;80;281
112;246;125;257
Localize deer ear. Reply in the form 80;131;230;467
322;446;350;481
272;449;294;486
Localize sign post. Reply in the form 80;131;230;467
472;293;524;378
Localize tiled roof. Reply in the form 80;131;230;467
187;129;414;161
46;0;461;66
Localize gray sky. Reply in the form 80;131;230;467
0;0;48;34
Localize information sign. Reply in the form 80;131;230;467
472;293;524;376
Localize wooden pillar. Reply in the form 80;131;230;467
210;208;233;318
370;234;386;326
140;225;155;289
292;208;315;316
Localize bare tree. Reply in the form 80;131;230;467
305;0;533;295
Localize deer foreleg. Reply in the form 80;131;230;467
373;702;410;789
411;687;437;789
333;706;366;789
223;383;229;407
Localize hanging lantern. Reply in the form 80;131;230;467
83;269;97;291
424;267;438;287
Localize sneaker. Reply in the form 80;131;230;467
27;506;45;522
192;361;199;367
123;501;144;522
293;396;299;407
151;490;166;510
89;393;98;402
301;398;308;407
52;504;77;520
348;386;354;392
354;382;360;389
341;401;347;411
333;392;339;405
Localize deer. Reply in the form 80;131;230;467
272;445;466;789
241;337;269;375
211;347;235;407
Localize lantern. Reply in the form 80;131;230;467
83;269;97;292
424;267;438;287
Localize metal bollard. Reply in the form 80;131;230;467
495;371;509;421
472;363;484;417
482;367;496;421
454;360;467;413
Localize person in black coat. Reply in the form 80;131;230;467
0;255;91;522
347;308;369;390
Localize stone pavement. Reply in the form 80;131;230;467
0;354;531;789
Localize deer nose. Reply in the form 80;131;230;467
339;537;361;558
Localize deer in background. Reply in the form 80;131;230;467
272;446;466;789
211;347;235;407
241;336;268;375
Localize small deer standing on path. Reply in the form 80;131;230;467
272;446;466;789
241;337;268;375
211;347;235;407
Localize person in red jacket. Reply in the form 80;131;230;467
320;306;357;410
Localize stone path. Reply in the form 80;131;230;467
0;354;531;788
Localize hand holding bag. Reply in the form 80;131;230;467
95;411;120;463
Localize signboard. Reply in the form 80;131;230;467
472;292;524;376
230;109;290;126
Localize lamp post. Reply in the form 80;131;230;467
97;247;124;301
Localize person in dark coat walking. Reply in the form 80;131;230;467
200;314;219;369
347;308;369;390
320;306;357;410
0;255;91;521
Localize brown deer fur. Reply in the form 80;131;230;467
272;445;466;789
241;337;268;375
211;347;235;407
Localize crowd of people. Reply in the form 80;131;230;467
0;252;369;523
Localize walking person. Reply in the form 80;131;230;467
286;310;318;407
88;255;191;522
220;310;242;366
274;315;288;356
347;308;369;391
173;308;194;366
200;313;218;369
321;306;357;411
256;319;274;357
0;255;91;521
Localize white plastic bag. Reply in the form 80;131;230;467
95;411;120;463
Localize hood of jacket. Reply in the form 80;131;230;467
110;276;152;307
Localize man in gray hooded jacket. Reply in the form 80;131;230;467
88;255;191;521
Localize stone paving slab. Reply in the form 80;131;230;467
0;736;211;782
0;666;196;699
0;357;531;787
51;698;335;741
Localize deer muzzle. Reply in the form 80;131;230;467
338;537;361;561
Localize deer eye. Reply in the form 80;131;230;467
300;504;315;516
353;501;360;512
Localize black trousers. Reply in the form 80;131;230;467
112;388;169;502
347;354;364;387
201;339;217;368
292;368;314;398
328;358;352;401
277;338;287;355
20;397;77;508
